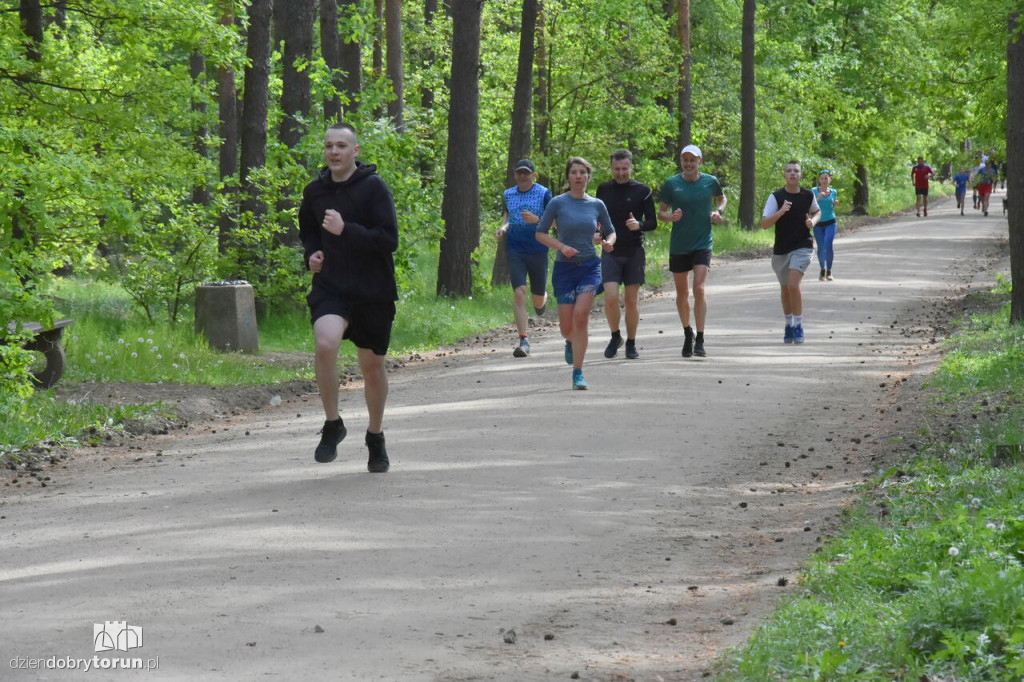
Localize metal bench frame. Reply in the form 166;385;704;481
9;320;74;388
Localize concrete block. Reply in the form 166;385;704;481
195;282;259;352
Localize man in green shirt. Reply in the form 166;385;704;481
658;145;727;358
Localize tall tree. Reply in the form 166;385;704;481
190;52;211;207
534;1;549;161
239;0;273;224
274;0;314;245
492;0;539;287
1008;11;1023;323
321;0;342;122
276;0;315;152
217;0;239;252
13;0;43;245
373;0;384;118
338;0;363;113
677;0;692;148
385;0;404;130
421;0;438;113
737;0;755;229
437;0;483;297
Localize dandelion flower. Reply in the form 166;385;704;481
118;339;125;344
986;522;997;530
157;354;162;360
131;352;138;358
949;546;960;557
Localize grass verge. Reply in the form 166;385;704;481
715;282;1024;681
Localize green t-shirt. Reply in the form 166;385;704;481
658;172;723;254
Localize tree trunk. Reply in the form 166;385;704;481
190;52;211;207
217;0;239;253
13;0;42;245
373;0;385;118
852;163;869;215
737;0;756;229
277;0;314;152
19;0;43;62
492;0;539;288
321;0;343;122
385;0;404;131
1008;13;1023;323
239;0;273;225
677;0;692;149
437;0;482;298
534;1;549;163
275;0;314;246
338;0;363;113
421;0;437;113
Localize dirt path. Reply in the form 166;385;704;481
1;194;1009;681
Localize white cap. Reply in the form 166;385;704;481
680;144;702;158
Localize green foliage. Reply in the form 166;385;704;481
0;392;164;463
717;290;1024;682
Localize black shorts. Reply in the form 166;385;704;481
602;247;646;286
307;287;396;356
915;188;929;196
669;249;712;273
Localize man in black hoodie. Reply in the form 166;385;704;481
298;123;398;472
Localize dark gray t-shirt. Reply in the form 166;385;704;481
537;194;615;263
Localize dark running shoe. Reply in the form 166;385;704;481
682;327;694;358
693;337;706;357
366;431;389;473
625;341;639;359
604;335;623;358
513;337;530;357
315;417;347;463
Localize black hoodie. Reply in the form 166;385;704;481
298;161;399;303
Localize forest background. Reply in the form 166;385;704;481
0;0;1019;406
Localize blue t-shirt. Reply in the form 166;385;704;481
815;187;837;222
537;194;615;263
953;173;969;193
503;183;552;253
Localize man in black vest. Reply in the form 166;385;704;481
760;160;820;345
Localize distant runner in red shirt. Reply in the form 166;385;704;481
911;156;934;217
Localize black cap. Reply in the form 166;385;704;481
514;159;535;173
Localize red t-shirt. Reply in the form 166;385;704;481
911;164;933;190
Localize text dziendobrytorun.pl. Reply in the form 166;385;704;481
9;656;159;672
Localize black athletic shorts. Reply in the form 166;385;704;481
307;287;396;356
602;247;646;286
915;188;929;196
669;249;712;273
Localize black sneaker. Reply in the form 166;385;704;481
625;341;639;359
693;336;706;357
604;335;623;358
682;327;694;358
366;431;389;473
315;418;347;463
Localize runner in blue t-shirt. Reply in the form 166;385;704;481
952;167;970;216
496;159;553;358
